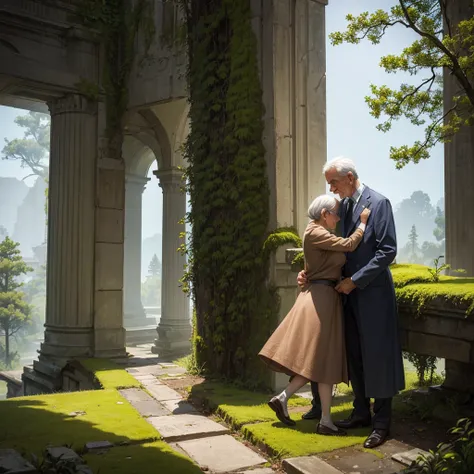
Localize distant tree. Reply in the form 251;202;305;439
420;240;443;266
0;226;6;239
148;254;161;277
409;225;419;259
2;111;50;181
0;237;32;366
433;206;445;242
394;191;436;245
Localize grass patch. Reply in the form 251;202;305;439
190;381;310;428
84;441;202;474
0;389;158;454
80;358;141;390
242;401;368;457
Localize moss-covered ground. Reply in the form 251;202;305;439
0;360;201;474
390;264;474;314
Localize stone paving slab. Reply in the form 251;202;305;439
145;383;183;402
161;399;199;415
392;448;429;467
177;434;266;473
283;456;343;474
119;388;154;402
324;450;401;474
131;374;162;384
130;400;171;417
147;414;229;442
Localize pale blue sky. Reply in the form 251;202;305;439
0;0;444;239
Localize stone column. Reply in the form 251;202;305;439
444;0;474;276
252;0;328;390
40;94;97;361
152;168;191;357
123;174;150;328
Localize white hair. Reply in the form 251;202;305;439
322;156;359;180
308;194;337;221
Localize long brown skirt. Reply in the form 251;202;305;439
258;285;348;384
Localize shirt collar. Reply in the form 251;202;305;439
350;183;365;204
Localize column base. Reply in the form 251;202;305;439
151;319;192;358
94;327;127;358
39;325;94;363
123;306;154;329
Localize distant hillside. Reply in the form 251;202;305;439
0;177;29;235
12;177;47;257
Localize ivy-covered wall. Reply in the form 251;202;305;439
181;0;300;387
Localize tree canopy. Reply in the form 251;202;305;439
330;0;474;168
2;111;50;180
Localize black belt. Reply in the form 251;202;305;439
308;279;337;288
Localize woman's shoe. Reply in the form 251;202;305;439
268;397;296;426
316;423;347;436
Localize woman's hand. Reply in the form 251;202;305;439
360;208;371;225
297;270;308;287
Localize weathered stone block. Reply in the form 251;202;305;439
0;449;36;474
95;243;123;290
443;359;474;393
94;290;123;328
96;208;124;243
406;331;471;363
97;168;125;210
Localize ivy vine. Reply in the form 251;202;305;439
75;0;155;159
180;0;301;387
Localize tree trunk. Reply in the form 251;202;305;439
5;331;10;367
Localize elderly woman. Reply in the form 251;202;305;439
259;194;370;436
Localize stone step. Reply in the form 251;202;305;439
177;434;266;474
147;414;229;442
283;456;344;474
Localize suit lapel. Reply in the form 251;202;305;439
346;186;372;236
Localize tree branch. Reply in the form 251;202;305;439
399;0;474;108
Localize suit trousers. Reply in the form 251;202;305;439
310;299;392;430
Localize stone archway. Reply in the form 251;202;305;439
122;104;192;356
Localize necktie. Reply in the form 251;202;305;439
344;199;354;236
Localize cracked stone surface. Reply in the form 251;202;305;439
177;435;266;473
147;414;229;441
392;448;429;467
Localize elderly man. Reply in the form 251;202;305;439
298;157;405;448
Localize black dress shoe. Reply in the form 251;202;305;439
316;423;347;436
364;429;389;448
334;416;371;430
302;406;322;420
268;398;296;426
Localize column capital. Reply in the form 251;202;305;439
154;168;185;193
125;173;150;193
48;94;96;117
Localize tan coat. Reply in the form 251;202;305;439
259;222;364;384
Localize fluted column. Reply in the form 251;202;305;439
40;94;96;360
123;174;150;328
152;168;191;357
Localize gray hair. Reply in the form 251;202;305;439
308;194;337;221
322;156;359;180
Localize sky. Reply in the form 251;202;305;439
0;0;444;239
